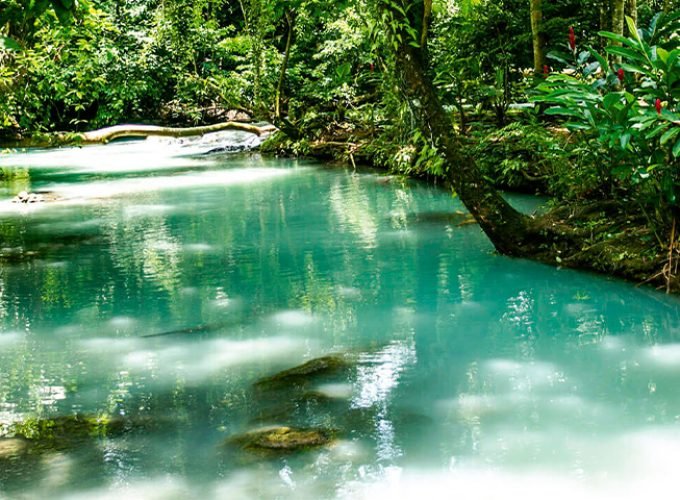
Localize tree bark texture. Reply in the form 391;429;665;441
625;0;637;27
275;10;295;120
380;0;531;255
530;0;546;74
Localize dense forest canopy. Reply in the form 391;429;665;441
1;0;679;289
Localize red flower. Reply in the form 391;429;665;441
543;65;549;75
370;62;374;73
617;68;624;82
569;26;576;51
655;98;662;115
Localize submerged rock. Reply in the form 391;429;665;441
0;414;125;451
0;437;29;459
231;426;335;453
254;355;352;390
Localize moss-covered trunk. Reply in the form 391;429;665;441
530;0;546;74
381;1;531;255
374;0;679;292
611;0;626;59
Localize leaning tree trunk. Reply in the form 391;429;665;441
368;0;680;292
377;0;530;255
530;0;546;74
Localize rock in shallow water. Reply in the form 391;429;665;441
231;426;335;452
0;438;29;459
254;355;352;389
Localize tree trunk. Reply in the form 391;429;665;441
530;0;545;74
420;0;433;49
370;0;680;292
625;0;637;29
379;1;530;254
275;10;295;120
239;0;266;117
600;0;611;48
611;0;625;57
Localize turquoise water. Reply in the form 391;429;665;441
1;136;680;499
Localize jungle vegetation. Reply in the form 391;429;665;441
1;0;679;290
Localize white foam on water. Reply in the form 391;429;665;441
58;476;192;500
185;243;214;253
314;383;354;400
335;286;362;299
108;316;137;328
271;310;316;327
0;168;298;213
0;130;266;176
645;343;680;367
0;332;22;346
346;428;680;500
123;204;174;218
600;335;628;352
79;337;143;353
55;168;295;200
122;336;315;382
482;359;565;391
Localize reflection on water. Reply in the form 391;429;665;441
0;140;680;498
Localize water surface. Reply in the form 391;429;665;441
1;137;679;499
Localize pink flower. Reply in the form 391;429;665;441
655;98;662;115
569;27;576;51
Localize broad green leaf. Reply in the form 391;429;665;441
645;124;667;139
660;127;680;146
544;107;583;118
0;36;21;51
605;46;646;63
619;62;653;77
598;31;639;49
564;122;591;130
625;16;640;42
603;93;622;110
588;47;609;73
620;132;631;150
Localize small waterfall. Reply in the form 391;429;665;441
153;127;272;156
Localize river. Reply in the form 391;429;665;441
1;134;679;499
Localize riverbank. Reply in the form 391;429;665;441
261;127;679;295
2;123;677;294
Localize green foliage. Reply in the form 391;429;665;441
535;11;680;213
466;122;572;194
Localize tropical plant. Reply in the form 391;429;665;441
534;11;680;215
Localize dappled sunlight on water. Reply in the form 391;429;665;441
1;140;680;498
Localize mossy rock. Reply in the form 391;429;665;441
231;426;335;453
0;414;125;452
254;355;352;390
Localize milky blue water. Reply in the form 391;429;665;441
1;136;679;499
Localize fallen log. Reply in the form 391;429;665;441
4;122;278;148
